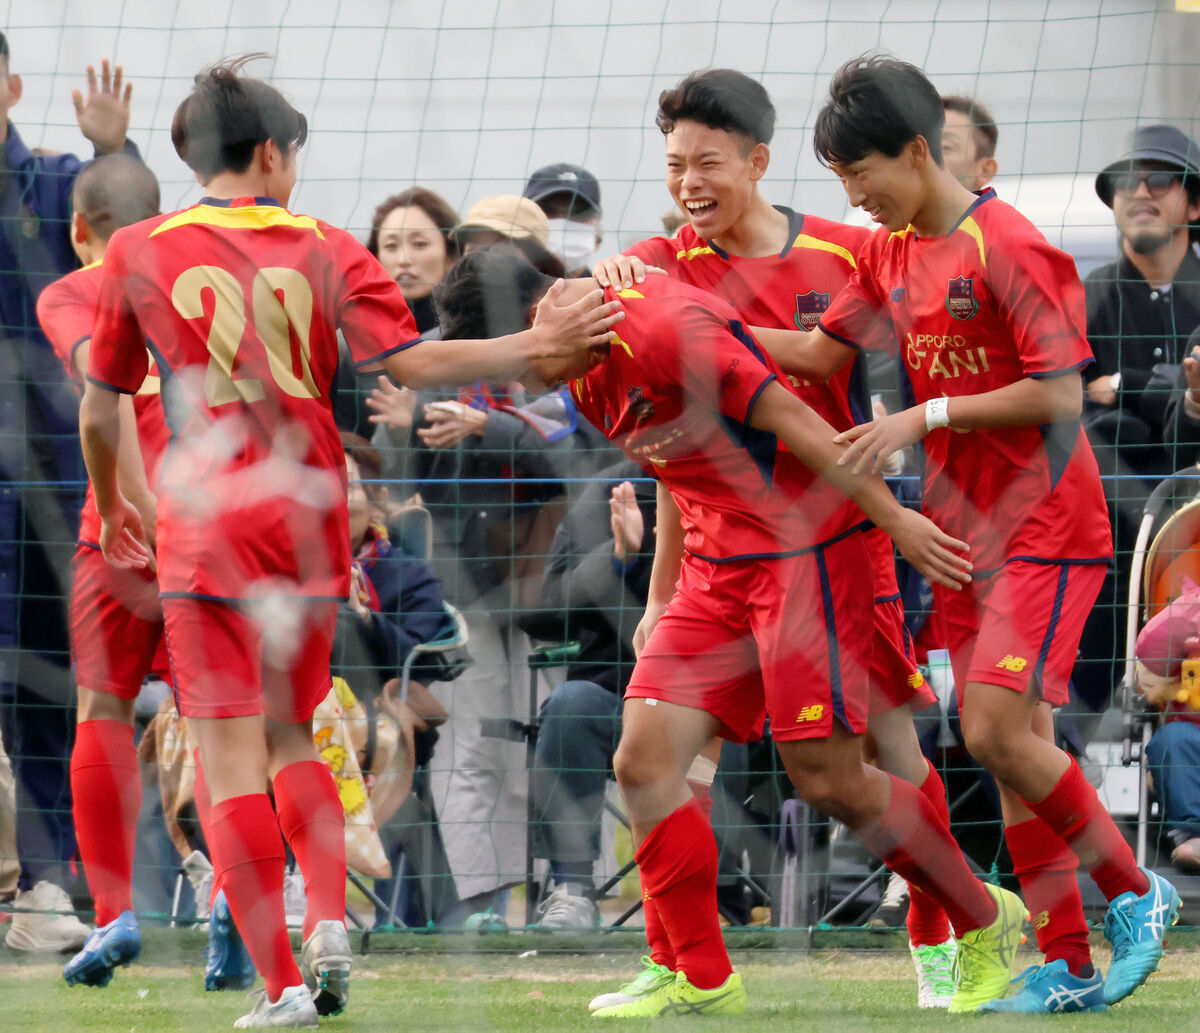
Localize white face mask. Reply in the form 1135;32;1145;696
547;217;600;271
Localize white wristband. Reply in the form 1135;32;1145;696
925;397;950;432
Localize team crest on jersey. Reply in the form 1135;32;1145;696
793;290;831;332
627;385;654;421
945;276;979;320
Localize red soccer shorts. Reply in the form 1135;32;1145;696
935;560;1106;707
162;595;337;722
626;530;873;743
870;595;936;712
69;544;164;698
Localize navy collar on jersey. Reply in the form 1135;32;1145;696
198;195;286;208
914;187;996;242
704;205;805;261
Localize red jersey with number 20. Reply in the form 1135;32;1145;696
819;189;1111;574
37;260;169;549
87;196;421;601
568;276;861;561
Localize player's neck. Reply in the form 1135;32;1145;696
710;196;789;258
1121;231;1191;289
910;171;981;238
202;170;282;205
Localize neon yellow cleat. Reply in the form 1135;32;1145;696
947;884;1026;1014
592;970;747;1018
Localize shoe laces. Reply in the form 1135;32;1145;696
623;956;671;994
1104;901;1135;959
914;942;956;994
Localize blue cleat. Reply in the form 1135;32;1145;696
1103;867;1181;1005
978;959;1106;1013
63;910;141;988
205;890;257;992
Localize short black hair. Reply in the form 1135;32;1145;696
434;246;556;342
942;94;998;159
656;68;775;147
171;54;308;180
813;55;945;167
73;154;160;241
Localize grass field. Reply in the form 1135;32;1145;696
2;930;1198;1033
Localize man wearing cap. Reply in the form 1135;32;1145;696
1077;125;1200;716
523;163;604;275
450;194;564;277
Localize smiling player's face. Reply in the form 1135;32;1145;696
665;120;765;241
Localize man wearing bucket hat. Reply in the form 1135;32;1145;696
1077;125;1200;721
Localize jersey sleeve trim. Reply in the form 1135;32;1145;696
743;373;777;423
354;335;424;369
1028;357;1094;379
68;335;91;377
160;590;350;604
84;373;136;395
815;321;862;350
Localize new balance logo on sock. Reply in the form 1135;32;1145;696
1032;910;1049;930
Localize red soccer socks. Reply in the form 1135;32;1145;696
1025;760;1148;902
1005;816;1091;975
70;720;140;926
635;798;730;990
273;760;346;940
208;793;300;1001
906;761;954;946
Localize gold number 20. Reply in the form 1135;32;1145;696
171;265;319;406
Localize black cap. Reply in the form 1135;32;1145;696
1095;124;1200;208
522;163;601;216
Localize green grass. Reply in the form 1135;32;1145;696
3;931;1199;1032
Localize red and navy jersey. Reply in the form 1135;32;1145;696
819;188;1112;573
568;276;861;561
37;260;169;550
88;196;422;600
626;208;873;432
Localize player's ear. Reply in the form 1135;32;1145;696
748;142;770;181
978;155;998;186
71;210;88;245
908;135;930;170
6;72;21;106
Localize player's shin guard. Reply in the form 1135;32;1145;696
1024;760;1148;902
208;793;300;1001
70;719;140;926
857;774;996;936
906;761;953;946
1005;816;1091;975
635;798;730;990
274;760;346;940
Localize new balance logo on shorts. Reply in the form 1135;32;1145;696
995;654;1028;672
795;705;824;723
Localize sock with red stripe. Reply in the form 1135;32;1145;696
1024;760;1149;902
857;774;996;937
635;798;731;990
1005;816;1092;976
207;794;300;1001
905;761;954;946
273;760;346;940
70;719;140;926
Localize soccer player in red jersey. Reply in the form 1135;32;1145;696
78;61;621;1029
763;54;1180;1013
436;246;1028;1018
36;153;166;989
594;68;957;1007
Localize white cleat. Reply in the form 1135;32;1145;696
301;919;351;1016
233;984;318;1028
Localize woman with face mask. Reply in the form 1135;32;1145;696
523;163;604;276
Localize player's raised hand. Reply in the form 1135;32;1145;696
98;494;155;572
417;400;487;450
834;404;928;476
592;254;666;290
610;481;644;562
72;59;131;155
888;508;971;590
